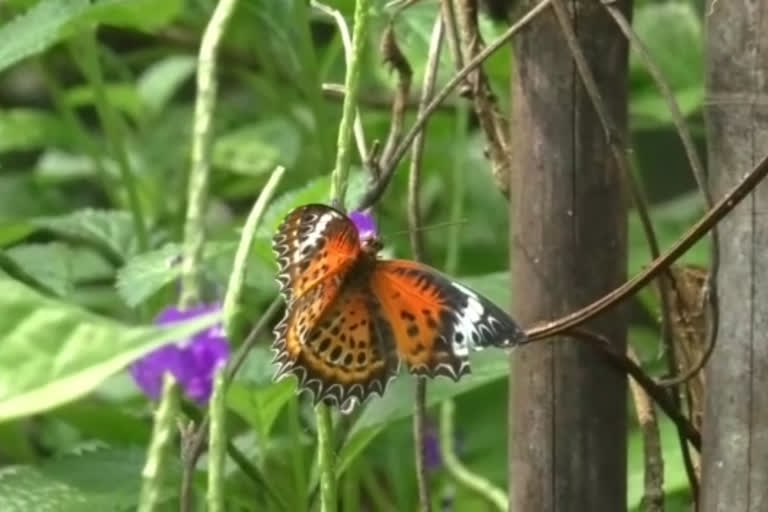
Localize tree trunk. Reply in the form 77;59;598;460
701;2;768;510
507;0;630;510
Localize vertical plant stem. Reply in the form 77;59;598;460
288;397;309;512
180;0;240;308
207;369;227;512
315;404;337;512
413;378;432;512
407;15;444;512
70;32;148;251
222;166;286;339
137;375;180;512
329;0;371;203
315;0;373;510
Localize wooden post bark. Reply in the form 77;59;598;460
507;0;630;510
701;2;768;510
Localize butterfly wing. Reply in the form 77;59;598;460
273;280;399;406
370;259;526;379
272;204;361;304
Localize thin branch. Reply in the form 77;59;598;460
568;329;700;449
454;0;511;195
312;1;369;162
379;23;414;169
355;0;553;211
413;379;432;512
407;15;444;512
441;0;465;70
627;347;664;512
525;151;768;341
322;83;457;111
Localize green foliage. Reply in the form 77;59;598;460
0;278;219;421
0;0;708;510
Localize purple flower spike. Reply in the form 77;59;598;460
348;210;377;240
131;303;230;404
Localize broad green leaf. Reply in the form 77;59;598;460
0;0;184;74
0;278;220;421
32;209;138;262
0;443;177;512
0;109;69;153
0;0;90;74
228;379;295;437
3;243;77;297
137;55;197;115
115;244;181;308
213;119;301;176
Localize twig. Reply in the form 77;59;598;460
355;0;553;210
627;347;664;512
379;23;414;168
312;1;369;162
179;0;240;307
525;151;768;341
440;0;465;69
568;329;700;449
407;16;444;512
440;399;506;511
322;83;458;111
454;0;511;195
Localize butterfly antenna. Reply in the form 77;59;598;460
387;218;470;238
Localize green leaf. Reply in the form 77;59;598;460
3;243;77;297
0;0;89;74
0;278;220;422
34;150;102;183
137;54;197;115
0;0;184;74
32;209;139;262
115;244;181;308
228;379;295;438
0;109;69;153
0;443;177;512
213;119;301;176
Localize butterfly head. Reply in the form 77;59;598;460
349;210;382;255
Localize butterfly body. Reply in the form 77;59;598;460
272;204;526;407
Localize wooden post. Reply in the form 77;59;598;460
508;0;630;510
701;2;768;510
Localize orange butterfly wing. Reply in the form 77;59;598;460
271;204;398;406
370;260;526;379
274;282;399;406
272;204;360;304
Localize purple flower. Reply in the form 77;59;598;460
130;304;230;404
423;419;442;470
348;210;377;240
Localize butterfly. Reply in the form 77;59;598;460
271;204;527;408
